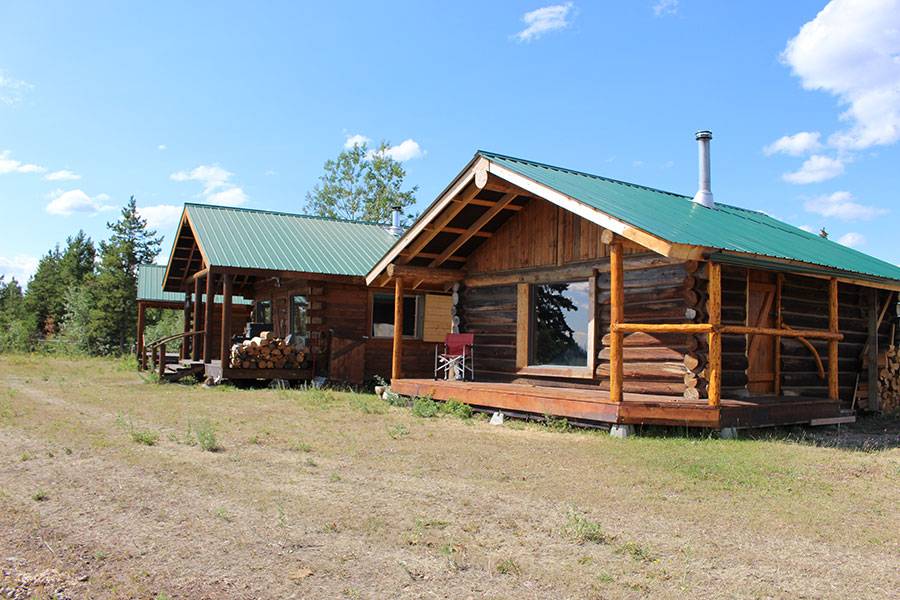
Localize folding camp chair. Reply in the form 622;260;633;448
434;333;475;381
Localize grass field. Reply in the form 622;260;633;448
1;355;898;599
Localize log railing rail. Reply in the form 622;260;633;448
143;330;206;376
606;252;844;407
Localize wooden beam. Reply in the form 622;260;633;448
220;274;233;370
401;251;467;263
181;292;191;360
467;198;523;210
399;184;483;264
515;284;530;370
609;242;624;403
430;191;518;268
828;278;840;401
202;272;215;364
191;276;202;361
707;262;722;407
391;277;404;381
438;226;492;238
464;254;682;288
774;273;783;396
867;288;879;410
136;302;146;369
614;323;714;334
387;263;464;284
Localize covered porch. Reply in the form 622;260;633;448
391;378;851;429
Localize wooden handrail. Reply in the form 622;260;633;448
611;322;843;341
145;330;205;351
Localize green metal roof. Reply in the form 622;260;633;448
479;151;900;283
138;264;251;304
185;203;398;277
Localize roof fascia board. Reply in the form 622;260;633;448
162;208;190;292
486;160;706;261
365;155;485;284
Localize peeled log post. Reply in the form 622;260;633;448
608;242;624;403
707;262;722;407
392;277;404;381
828;278;840;401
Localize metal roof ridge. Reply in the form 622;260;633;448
476;149;693;200
185;202;391;227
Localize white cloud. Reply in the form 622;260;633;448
0;254;39;283
171;163;248;206
782;154;845;184
763;131;823;156
0;71;32;105
797;224;816;233
652;0;679;17
378;139;425;162
138;204;182;230
206;187;248;206
782;0;900;151
803;190;888;220
157;144;167;151
344;134;371;149
837;231;866;247
44;169;81;181
45;189;113;216
514;2;575;42
0;150;45;175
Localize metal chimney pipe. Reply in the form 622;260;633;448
693;130;714;208
388;206;403;236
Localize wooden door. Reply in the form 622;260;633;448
746;272;776;394
328;336;366;384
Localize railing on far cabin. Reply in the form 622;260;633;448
141;330;205;378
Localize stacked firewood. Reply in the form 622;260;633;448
877;346;900;413
230;332;305;369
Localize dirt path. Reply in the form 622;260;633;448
1;357;898;599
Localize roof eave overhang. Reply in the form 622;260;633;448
162;206;211;292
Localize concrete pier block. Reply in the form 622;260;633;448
719;427;738;440
609;424;634;438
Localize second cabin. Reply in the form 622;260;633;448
367;136;900;430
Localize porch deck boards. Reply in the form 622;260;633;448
391;378;844;429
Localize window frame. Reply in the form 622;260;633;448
255;299;272;324
289;294;309;339
369;291;423;339
516;276;597;379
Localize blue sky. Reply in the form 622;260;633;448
2;0;898;283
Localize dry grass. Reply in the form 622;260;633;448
0;354;898;599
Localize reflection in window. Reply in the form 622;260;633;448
372;294;419;338
290;295;309;338
531;281;590;366
255;300;272;324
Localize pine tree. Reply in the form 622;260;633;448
88;197;162;354
0;276;36;351
59;230;96;287
24;246;65;336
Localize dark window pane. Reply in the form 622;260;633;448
372;294;418;337
531;281;590;366
256;300;272;324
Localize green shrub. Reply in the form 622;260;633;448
131;429;160;446
563;509;612;544
32;490;48;502
387;424;410;439
383;391;408;407
192;419;220;452
544;414;571;432
439;399;473;419
412;396;438;418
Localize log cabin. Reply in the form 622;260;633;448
151;203;452;383
367;133;900;431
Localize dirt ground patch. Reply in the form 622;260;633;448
0;355;898;599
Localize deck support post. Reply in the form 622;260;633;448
392;276;404;381
608;241;624;403
707;262;722;407
203;271;215;364
137;302;146;370
867;288;879;411
181;292;191;360
828;278;839;401
191;276;203;361
220;274;233;370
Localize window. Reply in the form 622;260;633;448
372;293;420;338
255;300;272;324
290;295;309;338
530;281;590;367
